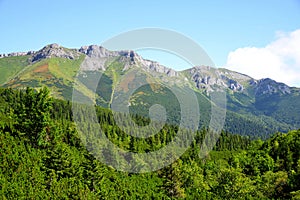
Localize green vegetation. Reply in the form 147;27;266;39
0;87;300;199
1;53;299;138
255;93;300;128
0;55;30;85
2;56;87;100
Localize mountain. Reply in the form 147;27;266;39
1;43;299;138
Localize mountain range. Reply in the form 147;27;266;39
1;43;299;138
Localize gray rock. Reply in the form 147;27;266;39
79;45;119;58
30;43;81;63
116;49;178;77
0;50;36;59
188;66;247;92
254;78;291;95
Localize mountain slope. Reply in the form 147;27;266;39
0;44;299;138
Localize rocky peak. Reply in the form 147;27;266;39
115;49;178;77
187;66;251;92
140;59;178;77
188;66;292;95
30;43;81;63
118;50;142;66
76;45;178;77
78;46;140;71
227;79;244;91
79;45;119;58
188;66;226;90
252;78;291;95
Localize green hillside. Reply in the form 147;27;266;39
0;55;30;85
0;44;299;139
3;55;85;100
0;87;300;199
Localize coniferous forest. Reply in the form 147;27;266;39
1;87;300;199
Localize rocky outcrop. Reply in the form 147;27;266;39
78;45;177;76
79;45;119;58
0;51;35;58
78;45;118;71
189;66;245;92
228;79;244;91
189;66;223;92
116;48;178;77
188;65;294;96
137;58;178;77
30;43;81;63
252;78;291;95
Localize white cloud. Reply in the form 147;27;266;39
225;29;300;87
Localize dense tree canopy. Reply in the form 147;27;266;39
0;87;299;199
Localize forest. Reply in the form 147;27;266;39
0;87;300;199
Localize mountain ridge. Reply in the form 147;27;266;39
0;43;299;138
1;43;296;92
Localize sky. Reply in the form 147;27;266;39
0;0;300;86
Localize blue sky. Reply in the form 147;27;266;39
1;0;300;86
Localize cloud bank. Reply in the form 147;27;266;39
225;29;300;87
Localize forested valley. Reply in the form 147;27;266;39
1;87;300;199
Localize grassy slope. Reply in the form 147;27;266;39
48;56;98;101
2;55;96;101
0;56;30;85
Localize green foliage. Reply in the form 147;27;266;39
0;87;299;199
2;56;86;100
1;54;299;139
0;55;30;85
255;93;300;128
11;87;52;147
